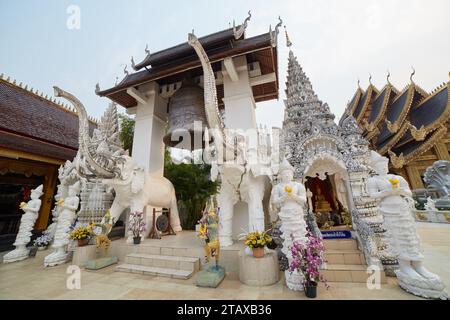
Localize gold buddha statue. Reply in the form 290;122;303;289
314;188;332;213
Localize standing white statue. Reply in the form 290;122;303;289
367;151;447;299
271;159;308;291
44;181;81;267
3;185;44;263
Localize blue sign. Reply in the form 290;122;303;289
321;230;352;239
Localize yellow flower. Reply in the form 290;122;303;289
388;178;400;189
284;185;292;194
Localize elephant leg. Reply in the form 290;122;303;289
247;176;265;233
108;201;125;226
217;181;237;247
169;193;182;232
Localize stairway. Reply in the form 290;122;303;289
115;251;200;280
321;238;387;283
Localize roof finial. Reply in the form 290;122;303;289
144;44;150;55
386;70;391;84
233;10;251;40
115;77;119;86
410;66;416;83
369;74;372;85
131;56;136;71
357;78;361;89
95;83;100;94
284;25;292;48
123;65;129;76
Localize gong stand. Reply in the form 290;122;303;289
148;208;176;239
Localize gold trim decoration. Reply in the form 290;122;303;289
378;121;410;155
368;84;393;133
388;149;405;169
410;124;427;141
411;83;450;136
385;84;416;134
356;84;379;123
403;125;447;165
349;88;363;116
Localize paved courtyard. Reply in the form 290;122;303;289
0;222;449;300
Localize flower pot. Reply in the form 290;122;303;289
77;239;89;247
133;236;141;245
304;282;317;298
252;247;264;258
37;246;47;251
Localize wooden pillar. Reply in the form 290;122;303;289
35;167;58;230
434;143;450;161
405;165;423;189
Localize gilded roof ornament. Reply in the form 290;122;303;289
144;44;150;55
233;10;251;40
410;124;427;141
386;70;391;84
123;65;129;76
284;25;292;48
369;74;373;86
388;149;405;168
95;83;100;94
385;119;399;133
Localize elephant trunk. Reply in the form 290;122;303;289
53;86;117;178
187;33;237;162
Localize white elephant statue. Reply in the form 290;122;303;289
53;86;182;241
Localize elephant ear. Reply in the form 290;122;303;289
131;167;145;194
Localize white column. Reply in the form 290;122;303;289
128;82;167;176
222;55;257;130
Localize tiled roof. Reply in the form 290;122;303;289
0;78;96;161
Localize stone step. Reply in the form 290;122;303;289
323;239;358;251
115;263;193;279
321;263;387;283
134;245;199;258
323;250;365;265
125;253;200;272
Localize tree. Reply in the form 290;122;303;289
118;114;135;155
164;153;220;230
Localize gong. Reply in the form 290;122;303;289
156;214;169;232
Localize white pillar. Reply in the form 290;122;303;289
221;55;257;130
128;82;167;176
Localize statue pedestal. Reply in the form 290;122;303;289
2;245;30;263
85;256;118;270
238;250;280;286
195;265;225;288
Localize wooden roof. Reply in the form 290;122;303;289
97;31;279;108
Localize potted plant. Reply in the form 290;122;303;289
289;232;328;298
244;230;272;258
69;224;94;247
128;211;146;244
33;233;52;250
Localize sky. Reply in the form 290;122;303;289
1;0;449;129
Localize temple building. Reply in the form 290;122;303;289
0;74;96;250
339;73;450;189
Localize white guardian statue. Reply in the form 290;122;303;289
367;151;447;299
271;158;308;291
3;185;44;263
44;181;81;267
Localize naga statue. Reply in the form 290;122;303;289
187;32;278;247
53;86;182;242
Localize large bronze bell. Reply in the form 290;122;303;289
163;79;208;150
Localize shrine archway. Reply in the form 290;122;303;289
301;155;353;229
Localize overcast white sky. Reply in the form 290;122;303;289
1;0;449;129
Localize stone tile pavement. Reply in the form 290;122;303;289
0;222;448;300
